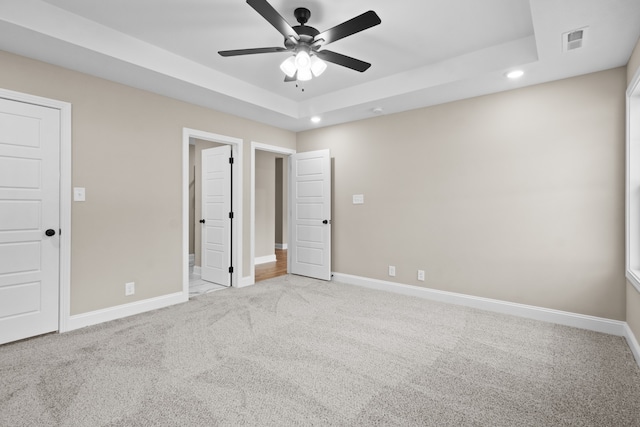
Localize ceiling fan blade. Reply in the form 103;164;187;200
218;47;288;57
313;11;381;46
316;50;371;72
247;0;300;42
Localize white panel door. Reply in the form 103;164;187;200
290;150;331;280
201;145;231;286
0;97;60;345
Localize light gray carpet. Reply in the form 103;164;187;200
1;275;640;426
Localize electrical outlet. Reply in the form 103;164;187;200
388;266;396;277
417;270;425;281
125;282;135;296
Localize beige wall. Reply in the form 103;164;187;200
192;139;224;267
627;36;640;339
255;151;277;259
1;44;634;324
298;67;627;320
275;157;288;246
0;50;295;315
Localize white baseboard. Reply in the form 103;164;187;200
275;243;288;250
62;291;188;333
192;266;201;276
255;254;277;265
624;323;640;366
189;254;195;267
332;273;627;337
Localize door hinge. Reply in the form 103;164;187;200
229;266;234;274
229;212;234;219
229;157;234;164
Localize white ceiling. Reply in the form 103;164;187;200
0;0;639;131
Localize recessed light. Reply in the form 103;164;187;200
310;116;321;123
506;70;524;79
372;107;384;114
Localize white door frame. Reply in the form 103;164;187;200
250;141;295;285
183;128;243;292
0;87;72;333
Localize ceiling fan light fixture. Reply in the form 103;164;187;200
294;50;311;71
297;67;313;81
219;2;381;83
310;55;327;77
280;56;297;77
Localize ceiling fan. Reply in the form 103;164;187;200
218;0;381;82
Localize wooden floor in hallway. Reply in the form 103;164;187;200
255;249;287;282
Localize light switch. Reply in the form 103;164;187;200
74;187;86;202
353;194;364;204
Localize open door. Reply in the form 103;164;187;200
201;145;232;286
289;149;331;280
0;98;60;344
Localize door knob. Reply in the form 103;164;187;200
322;220;329;224
45;229;56;237
199;219;205;224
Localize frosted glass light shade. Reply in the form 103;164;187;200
310;56;327;77
294;50;311;71
280;56;297;77
280;51;327;80
297;68;312;81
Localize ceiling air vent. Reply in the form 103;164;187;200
562;27;588;52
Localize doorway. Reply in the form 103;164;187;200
182;129;242;297
188;140;231;296
250;142;295;283
254;152;288;282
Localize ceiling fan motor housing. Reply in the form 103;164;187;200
294;7;311;24
285;8;319;50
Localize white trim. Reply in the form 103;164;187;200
183;128;243;292
59;100;72;334
624;323;640;367
627;63;640;99
192;266;201;276
275;243;288;250
333;273;627;336
64;292;186;332
250;141;295;284
255;254;277;265
626;63;640;293
0;88;73;334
